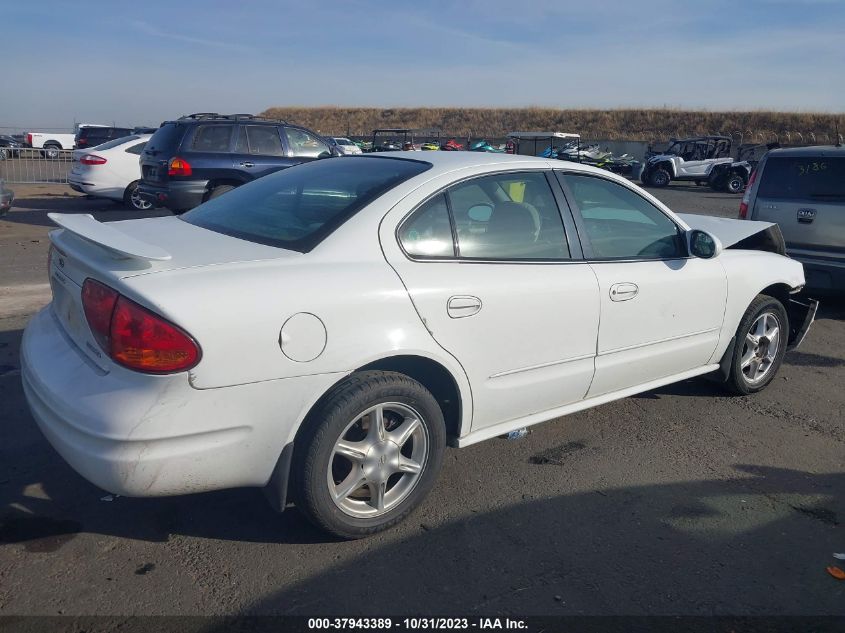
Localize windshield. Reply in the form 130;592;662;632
181;156;431;252
334;138;354;146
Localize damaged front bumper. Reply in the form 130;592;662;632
786;297;819;351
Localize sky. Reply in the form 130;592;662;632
2;0;843;130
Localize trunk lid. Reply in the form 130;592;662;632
752;155;845;257
47;213;297;370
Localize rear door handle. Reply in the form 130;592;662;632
240;161;254;168
610;282;638;302
447;295;482;318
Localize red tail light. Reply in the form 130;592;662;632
82;279;119;350
26;133;33;145
81;279;200;373
80;154;107;165
739;169;757;219
168;157;192;176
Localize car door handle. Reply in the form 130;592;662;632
239;161;254;168
610;283;638;302
447;295;482;318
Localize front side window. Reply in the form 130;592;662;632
284;128;331;158
182;157;430;252
448;172;569;260
562;173;684;260
191;125;233;153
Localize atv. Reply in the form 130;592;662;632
640;136;738;190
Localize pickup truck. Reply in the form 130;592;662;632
25;131;76;158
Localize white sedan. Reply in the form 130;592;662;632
22;153;816;538
68;134;153;210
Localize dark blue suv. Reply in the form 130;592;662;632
138;113;336;213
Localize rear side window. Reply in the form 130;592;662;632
145;123;187;154
182;157;430;252
191;125;233;153
399;194;454;257
125;141;147;155
235;125;284;156
448;172;569;260
758;156;845;200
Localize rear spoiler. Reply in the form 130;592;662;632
47;213;171;261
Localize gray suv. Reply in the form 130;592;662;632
740;145;845;291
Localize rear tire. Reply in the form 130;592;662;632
725;294;788;395
292;370;446;539
206;184;235;201
42;144;61;160
649;168;671;187
123;181;153;211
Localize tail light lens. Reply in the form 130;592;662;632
739;169;757;219
26;133;32;145
81;279;200;373
168;157;192;177
81;279;119;350
80;154;107;165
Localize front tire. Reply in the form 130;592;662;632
726;294;788;395
649;167;671;187
292;371;446;539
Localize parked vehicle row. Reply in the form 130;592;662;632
138;113;336;213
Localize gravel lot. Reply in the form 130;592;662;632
0;182;843;617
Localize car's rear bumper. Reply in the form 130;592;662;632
21;306;341;497
138;179;209;212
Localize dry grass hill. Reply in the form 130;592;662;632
261;106;843;143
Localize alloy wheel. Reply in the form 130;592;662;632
327;402;429;518
740;311;781;384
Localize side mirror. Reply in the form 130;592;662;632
688;229;723;259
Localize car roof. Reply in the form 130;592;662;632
766;145;845;157
356;151;606;176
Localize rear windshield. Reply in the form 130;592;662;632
758;156;845;200
144;122;187;155
87;135;140;151
181;156;431;252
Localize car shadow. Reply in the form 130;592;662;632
191;464;845;616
